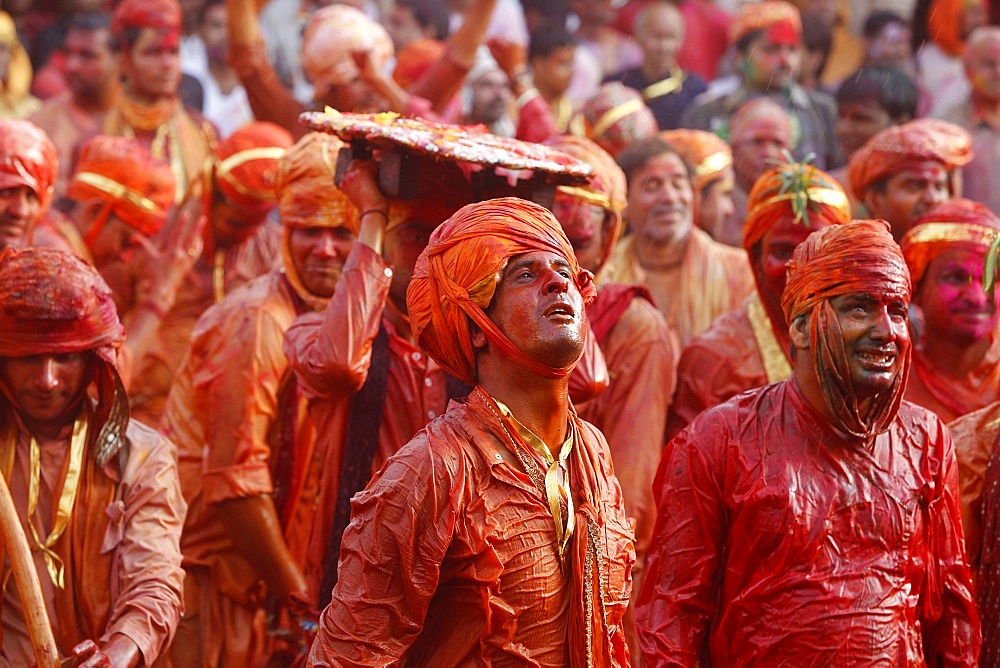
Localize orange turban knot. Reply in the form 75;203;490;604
661;128;732;193
0;247;124;360
580;82;658;158
110;0;182;40
743;161;850;252
211;121;294;213
848;118;972;200
302;4;393;95
68;135;175;238
730;0;802;47
782;219;911;439
407;197;597;385
902;197;1000;286
0;118;56;208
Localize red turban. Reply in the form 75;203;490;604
0;118;57;209
743;162;850;252
301;4;393;94
580;82;658;158
68;135;175;238
210;121;293;213
902;198;1000;286
407;197;597;386
847;118;972;200
782;219;911;439
730;0;802;47
110;0;181;40
661;129;733;193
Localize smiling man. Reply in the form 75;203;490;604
308;197;634;666
638;219;981;665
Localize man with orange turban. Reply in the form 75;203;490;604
123;120;293;425
0;248;184;666
161;131;357;666
681;0;839;169
667;162;850;438
602;134;754;346
638;218;981;664
902;198;1000;423
661;127;736;244
545;134;677;660
308;197;634;666
105;0;216;203
849;117;973;241
579;81;659;158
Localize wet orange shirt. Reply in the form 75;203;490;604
905;337;1000;424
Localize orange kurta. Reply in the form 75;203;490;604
162;269;311;666
308;388;634;666
602;227;754;347
667;294;792;439
947;402;1000;585
0;416;185;665
281;244;451;606
904;337;1000;424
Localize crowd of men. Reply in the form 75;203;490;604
1;0;1000;664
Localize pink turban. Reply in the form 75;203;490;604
0;118;57;209
301;5;393;93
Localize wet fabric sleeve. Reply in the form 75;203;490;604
283;244;392;402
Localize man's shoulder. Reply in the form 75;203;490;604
676;380;784;442
189;271;291;337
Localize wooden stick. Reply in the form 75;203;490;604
0;473;59;667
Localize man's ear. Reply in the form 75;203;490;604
470;320;487;350
789;314;810;350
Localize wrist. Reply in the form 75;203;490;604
138;299;169;319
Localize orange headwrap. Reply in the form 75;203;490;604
847;118;972;200
902;197;1000;286
927;0;985;57
661;129;732;193
275;132;358;309
782;219;911;439
743;162;851;252
0;247;128;466
110;0;182;41
207;121;293;214
730;0;802;47
580;82;658;159
393;38;446;90
407;197;597;385
301;5;393;94
68;135;175;239
0;118;57;210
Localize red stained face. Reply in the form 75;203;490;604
916;246;999;345
288;226;356;298
756;214;833;302
0;352;93;434
865;161;951;241
0;185;43;250
120;28;181;102
551;190;608;273
829;291;910;401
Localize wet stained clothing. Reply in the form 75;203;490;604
638;379;980;666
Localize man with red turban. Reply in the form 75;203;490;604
105;0;216;203
661;127;736;245
308;197;634;666
681;0;839;169
667;162;850;438
602;134;754;346
0;248;184;666
123;121;293;425
901;198;1000;423
579;81;659;158
849;117;972;241
161;131;357;666
638;219;981;664
545;134;677;660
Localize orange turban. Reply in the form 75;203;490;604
407;197;597;385
730;0;802;47
661;129;732;192
68;135;175;238
0;247;129;465
110;0;181;40
743;162;850;252
927;0;985;57
393;38;445;90
782;219;911;439
580;82;658;158
847;118;972;200
302;5;393;94
0;118;56;209
902;198;1000;286
209;121;293;213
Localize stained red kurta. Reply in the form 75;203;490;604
904;338;1000;423
308;388;634;666
638;380;980;666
